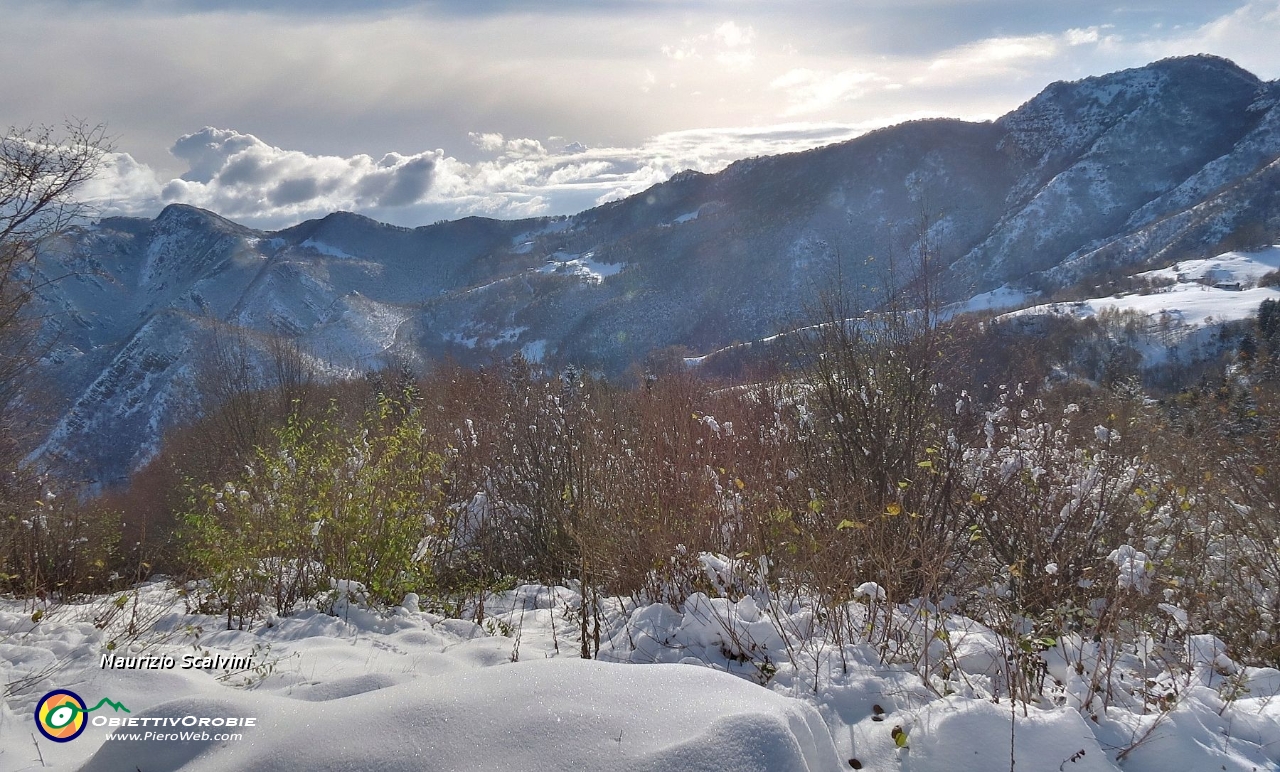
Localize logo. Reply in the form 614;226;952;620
34;690;130;742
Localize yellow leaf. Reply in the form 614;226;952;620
892;726;908;748
885;502;902;516
917;460;933;469
734;478;745;490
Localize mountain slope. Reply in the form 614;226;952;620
28;55;1280;483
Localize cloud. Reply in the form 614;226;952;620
76;151;165;210
123;127;445;219
4;0;1271;197
269;176;321;206
468;132;506;152
662;19;757;70
503;138;549;158
771;69;890;116
1137;1;1280;76
79;121;876;227
32;1;1280;229
171;127;260;183
358;156;437;207
927;34;1062;77
713;21;754;49
1065;27;1103;46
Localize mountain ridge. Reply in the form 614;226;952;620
27;54;1280;483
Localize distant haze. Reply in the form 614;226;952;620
3;0;1279;227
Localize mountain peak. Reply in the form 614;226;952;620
1146;53;1258;80
154;202;205;224
317;209;413;235
320;210;378;226
153;203;253;236
1013;54;1260;116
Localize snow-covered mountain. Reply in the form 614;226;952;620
28;55;1280;483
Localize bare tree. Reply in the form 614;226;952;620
1;120;108;457
179;324;321;487
1;121;109;590
1;120;109;337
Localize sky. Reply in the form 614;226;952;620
3;0;1279;229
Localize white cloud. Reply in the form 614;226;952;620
468;132;506;152
641;69;657;93
76;151;166;212
771;69;889;116
145;127;444;218
1065;27;1101;46
662;20;757;71
928;34;1061;76
502;138;549;158
79;122;877;226
714;21;755;49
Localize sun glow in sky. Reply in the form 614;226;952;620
4;0;1279;227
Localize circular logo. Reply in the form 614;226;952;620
34;690;88;742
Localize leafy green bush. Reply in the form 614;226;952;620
182;397;445;627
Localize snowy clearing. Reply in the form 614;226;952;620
1007;283;1280;329
298;239;358;260
944;285;1040;318
1005;246;1280;330
4;578;1280;772
536;252;624;284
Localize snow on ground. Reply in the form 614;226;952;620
1;584;837;772
536;251;624;284
671;208;702;225
1139;246;1280;286
440;325;531;352
5;576;1280;772
1008;283;1280;329
943;285;1040;318
442;331;479;348
1008;285;1280;330
298;239;358;260
521;339;548;362
298;293;414;367
1005;246;1280;331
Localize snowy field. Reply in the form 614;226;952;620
535;251;625;284
1006;247;1280;330
4;575;1280;772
